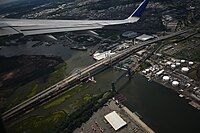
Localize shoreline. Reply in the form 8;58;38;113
139;72;200;111
74;97;155;133
122;105;155;133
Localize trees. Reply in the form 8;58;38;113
55;91;113;133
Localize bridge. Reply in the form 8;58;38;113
2;29;190;122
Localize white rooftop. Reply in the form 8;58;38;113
181;67;189;72
93;50;115;61
135;34;154;41
104;111;127;131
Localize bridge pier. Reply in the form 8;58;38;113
111;82;116;92
127;68;132;80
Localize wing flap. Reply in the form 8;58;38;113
0;27;21;36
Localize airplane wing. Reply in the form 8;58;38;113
0;0;149;37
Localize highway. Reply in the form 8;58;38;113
1;29;190;122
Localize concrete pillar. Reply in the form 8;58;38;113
111;82;116;92
127;68;132;80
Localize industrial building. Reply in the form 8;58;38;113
134;34;154;44
122;31;138;38
104;111;127;131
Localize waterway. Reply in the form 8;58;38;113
91;68;200;133
119;74;200;133
1;44;200;133
0;42;95;74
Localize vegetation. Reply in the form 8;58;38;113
172;47;200;62
139;61;151;71
41;62;67;89
188;65;200;81
43;84;89;109
9;111;66;133
27;83;38;98
44;94;70;109
9;83;113;133
0;55;63;88
4;62;67;111
56;91;113;133
84;94;92;102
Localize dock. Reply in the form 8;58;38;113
122;106;155;133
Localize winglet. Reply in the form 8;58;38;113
127;0;150;20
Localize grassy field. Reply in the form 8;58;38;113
9;111;66;133
5;62;67;111
8;83;99;133
43;84;89;109
6;66;117;133
27;83;38;98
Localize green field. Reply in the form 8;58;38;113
9;111;66;133
5;62;67;111
8;83;101;133
43;84;90;109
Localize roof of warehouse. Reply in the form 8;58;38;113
104;111;127;131
135;34;154;41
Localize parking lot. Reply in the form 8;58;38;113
73;99;149;133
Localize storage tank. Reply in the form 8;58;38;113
181;67;189;73
145;69;150;73
181;60;186;63
172;81;179;86
189;61;194;65
162;76;170;82
171;64;176;69
142;70;147;74
166;61;172;65
175;62;181;66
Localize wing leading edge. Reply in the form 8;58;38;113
0;0;149;37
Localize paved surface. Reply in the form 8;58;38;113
122;107;155;133
73;99;154;133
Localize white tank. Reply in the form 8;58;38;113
162;76;170;82
166;61;172;65
189;61;194;65
142;70;147;74
172;81;179;86
181;67;189;73
181;60;186;63
171;64;176;69
175;62;181;66
145;69;150;73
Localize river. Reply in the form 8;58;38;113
1;44;200;133
119;74;200;133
